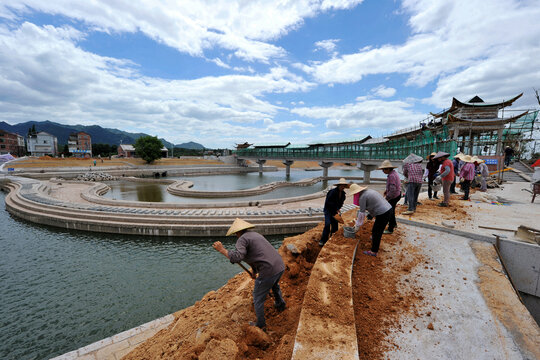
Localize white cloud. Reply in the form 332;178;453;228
0;0;363;63
303;0;540;108
292;98;424;130
265;120;315;133
371;85;396;98
314;39;340;56
0;22;315;146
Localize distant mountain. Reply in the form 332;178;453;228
175;141;205;149
0;120;205;149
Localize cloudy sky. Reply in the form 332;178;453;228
1;0;539;148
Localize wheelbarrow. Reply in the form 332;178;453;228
522;182;540;203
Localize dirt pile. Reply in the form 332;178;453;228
123;206;435;360
121;226;323;360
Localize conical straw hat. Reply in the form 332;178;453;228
432;151;450;160
471;156;482;163
378;160;397;169
461;155;474;163
333;177;350;187
347;183;367;195
403;153;423;164
226;218;255;236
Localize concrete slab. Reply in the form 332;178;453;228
383;225;540;360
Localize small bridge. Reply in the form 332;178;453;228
235;95;538;183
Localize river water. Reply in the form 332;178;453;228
0;168;380;359
102;168;380;203
0;192;285;360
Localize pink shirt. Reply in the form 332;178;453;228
460;162;476;181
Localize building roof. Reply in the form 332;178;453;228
308;136;372;147
119;144;135;151
252;142;291;148
447;110;529;126
431;93;523;119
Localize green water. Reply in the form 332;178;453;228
0;193;285;359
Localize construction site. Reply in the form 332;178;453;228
1;94;539;360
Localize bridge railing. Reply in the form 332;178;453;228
234;140;458;161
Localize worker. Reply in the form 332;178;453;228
349;184;392;257
424;152;439;200
473;156;489;192
459;155;476;200
212;218;286;330
402;153;423;215
504;146;515;167
319;178;349;246
378;160;401;234
450;153;463;194
433;151;454;207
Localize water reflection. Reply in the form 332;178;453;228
103;169;379;203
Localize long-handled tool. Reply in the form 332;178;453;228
238;262;255;279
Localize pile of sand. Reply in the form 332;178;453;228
122;201;476;359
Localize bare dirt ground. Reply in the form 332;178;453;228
8;157;223;168
121;204;436;360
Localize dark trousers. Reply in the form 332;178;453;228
371;209;391;253
450;176;457;193
462;179;471;200
386;194;401;232
253;270;286;328
427;178;438;199
407;182;422;211
320;210;338;244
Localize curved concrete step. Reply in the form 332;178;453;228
3;180;333;236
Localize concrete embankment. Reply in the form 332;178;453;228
2;175;368;237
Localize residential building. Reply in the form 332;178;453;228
0;130;25;157
27;131;58;157
68;131;92;158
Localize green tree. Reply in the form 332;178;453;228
134;136;163;163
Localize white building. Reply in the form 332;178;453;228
27;131;58;157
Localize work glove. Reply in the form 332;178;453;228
355;212;365;231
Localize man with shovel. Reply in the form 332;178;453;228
212;218;286;330
319;177;350;246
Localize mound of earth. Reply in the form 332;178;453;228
122;202;474;359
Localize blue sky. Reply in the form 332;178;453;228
0;0;539;148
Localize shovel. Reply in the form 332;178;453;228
238;262;256;279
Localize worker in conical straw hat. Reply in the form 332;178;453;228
459;155;476;200
378;160;401;235
319;178;350;246
347;182;393;257
424;152;440;201
402;153;423;215
472;156;489;192
432;151;454;207
212;218;286;330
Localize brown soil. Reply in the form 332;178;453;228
396;192;473;224
122;206;430;360
351;223;424;359
121;226;323;360
10;157;223;168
